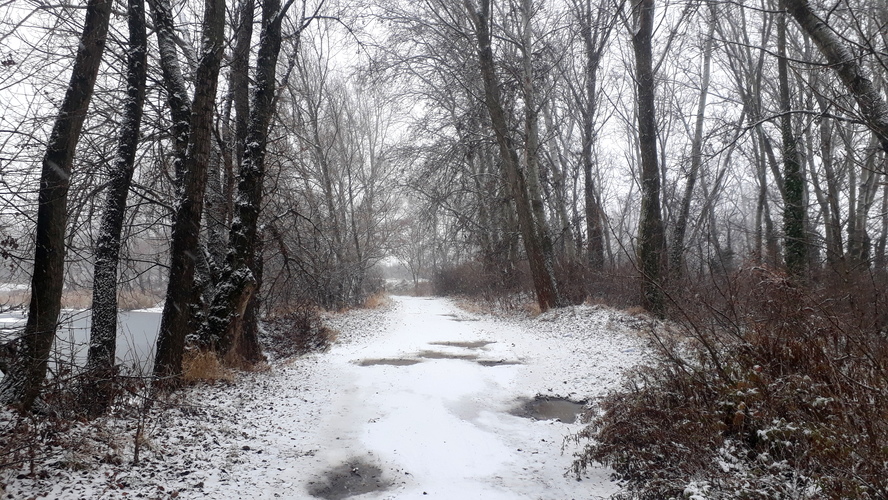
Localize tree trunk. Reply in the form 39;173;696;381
777;10;808;277
632;0;666;315
576;0;613;270
670;4;714;277
464;0;564;311
0;0;112;411
81;0;148;415
202;0;293;359
782;0;888;153
147;0;191;184
153;0;226;380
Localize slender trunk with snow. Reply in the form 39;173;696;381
0;0;112;411
82;0;148;414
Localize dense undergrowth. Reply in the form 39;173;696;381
572;267;888;499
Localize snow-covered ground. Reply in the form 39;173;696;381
1;295;647;499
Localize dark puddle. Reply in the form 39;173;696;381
417;350;478;361
510;395;587;423
308;458;392;499
438;313;479;322
476;359;523;367
356;358;422;367
429;340;494;349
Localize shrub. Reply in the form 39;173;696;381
573;267;888;499
260;300;336;360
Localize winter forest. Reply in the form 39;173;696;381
1;0;887;498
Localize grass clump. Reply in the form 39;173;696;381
181;350;234;384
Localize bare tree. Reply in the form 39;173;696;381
464;0;565;311
201;0;303;361
81;0;148;414
153;0;226;380
0;0;112;411
630;0;666;314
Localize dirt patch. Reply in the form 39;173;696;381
429;340;494;349
356;358;422;367
476;359;522;367
510;395;587;423
416;350;478;361
308;458;392;499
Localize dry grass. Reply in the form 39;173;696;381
117;290;163;310
573;267;888;499
362;292;392;309
181;350;235;384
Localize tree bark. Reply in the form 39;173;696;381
153;0;226;380
0;0;112;411
81;0;148;415
147;0;191;184
464;0;564;311
631;0;666;315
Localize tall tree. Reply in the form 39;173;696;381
777;9;808;276
81;0;148;415
201;0;302;360
574;0;616;270
631;0;666;314
153;0;226;380
669;3;714;276
463;0;565;311
0;0;113;411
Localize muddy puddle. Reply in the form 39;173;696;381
308;458;392;499
417;350;478;361
476;359;523;367
510;396;587;423
429;340;494;349
356;358;422;367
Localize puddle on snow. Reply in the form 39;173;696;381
476;359;522;367
416;350;478;361
429;340;494;349
308;458;392;500
356;358;422;367
438;313;479;322
510;396;587;423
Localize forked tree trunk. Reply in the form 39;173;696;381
81;0;148;415
153;0;226;380
202;0;295;358
632;0;666;315
0;0;112;411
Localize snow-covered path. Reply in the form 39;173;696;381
303;296;617;499
1;296;645;499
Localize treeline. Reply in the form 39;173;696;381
0;0;397;413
